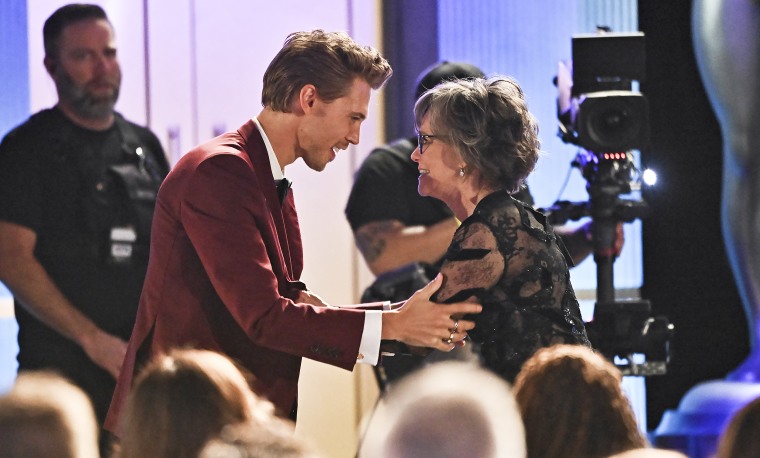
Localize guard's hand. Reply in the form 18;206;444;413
382;274;481;351
573;221;625;262
613;222;625;256
81;329;127;379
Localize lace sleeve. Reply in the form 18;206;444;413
428;192;590;382
433;221;504;303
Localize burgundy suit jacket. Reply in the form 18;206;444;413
106;120;365;431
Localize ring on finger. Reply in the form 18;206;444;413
452;320;459;333
446;331;455;345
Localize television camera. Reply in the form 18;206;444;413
545;30;673;376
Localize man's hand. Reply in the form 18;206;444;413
80;329;128;379
381;274;481;351
295;289;330;307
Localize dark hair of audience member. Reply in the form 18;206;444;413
116;348;275;458
513;344;647;458
0;371;99;458
715;395;760;458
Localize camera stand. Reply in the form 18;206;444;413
543;150;672;376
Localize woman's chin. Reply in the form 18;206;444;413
417;178;433;197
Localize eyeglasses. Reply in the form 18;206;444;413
417;133;442;154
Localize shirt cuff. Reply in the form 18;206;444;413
356;310;382;365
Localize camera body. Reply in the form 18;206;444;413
558;32;650;153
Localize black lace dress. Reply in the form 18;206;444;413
433;190;591;382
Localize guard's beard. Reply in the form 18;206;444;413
57;70;120;121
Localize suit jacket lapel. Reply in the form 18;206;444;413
237;120;300;281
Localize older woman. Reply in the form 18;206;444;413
412;76;590;382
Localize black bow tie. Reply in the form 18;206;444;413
276;178;292;203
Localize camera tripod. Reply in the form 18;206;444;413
543;150;672;376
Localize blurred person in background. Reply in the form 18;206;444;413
0;5;168;453
358;360;526;458
200;421;321;458
714;395;760;458
0;371;99;458
513;344;647;458
116;349;282;458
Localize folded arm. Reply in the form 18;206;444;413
354;217;458;275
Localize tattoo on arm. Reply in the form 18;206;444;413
354;220;404;263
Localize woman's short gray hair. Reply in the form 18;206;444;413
414;76;540;192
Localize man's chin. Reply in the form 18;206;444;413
303;154;333;172
74;98;117;120
308;162;328;172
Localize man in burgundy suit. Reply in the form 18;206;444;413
106;30;481;430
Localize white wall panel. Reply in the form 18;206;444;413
145;0;194;164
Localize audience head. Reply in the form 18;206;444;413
199;421;320;458
513;344;647;458
715;395;760;458
359;361;526;458
118;348;275;458
414;61;485;101
0;371;99;458
413;76;540;193
262;30;392;112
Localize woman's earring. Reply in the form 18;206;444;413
458;167;466;177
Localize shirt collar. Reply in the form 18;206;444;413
252;117;284;180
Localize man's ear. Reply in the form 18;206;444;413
43;56;57;77
298;84;318;113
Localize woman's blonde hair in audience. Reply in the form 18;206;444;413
0;371;99;458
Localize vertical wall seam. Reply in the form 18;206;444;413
142;0;151;127
189;0;199;146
